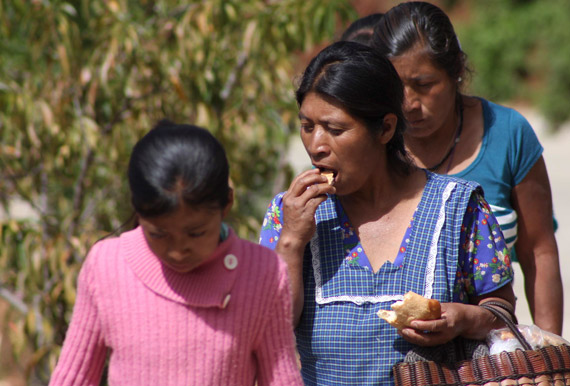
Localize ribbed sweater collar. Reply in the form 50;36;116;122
122;226;240;308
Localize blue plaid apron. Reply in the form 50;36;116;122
296;172;480;385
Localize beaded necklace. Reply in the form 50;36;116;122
427;98;464;173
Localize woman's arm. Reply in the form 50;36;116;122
462;284;516;339
260;168;335;326
512;156;563;334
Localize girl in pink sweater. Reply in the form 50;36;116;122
50;121;303;385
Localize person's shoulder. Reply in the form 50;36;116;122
85;235;121;262
75;234;123;289
479;97;532;128
230;233;281;265
82;228;139;269
233;235;277;253
230;235;288;285
425;172;484;212
480;97;516;114
427;170;481;191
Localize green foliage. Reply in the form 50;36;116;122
458;1;535;101
534;1;570;126
0;0;355;381
457;0;570;126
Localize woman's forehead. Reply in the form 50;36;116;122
390;49;447;80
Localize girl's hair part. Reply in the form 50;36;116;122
128;120;230;218
296;40;413;175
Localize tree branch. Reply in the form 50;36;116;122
0;286;28;315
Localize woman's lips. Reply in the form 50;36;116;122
408;118;424;125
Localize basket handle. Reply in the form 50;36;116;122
480;300;519;324
480;302;532;351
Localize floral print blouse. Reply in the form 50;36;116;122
260;192;513;302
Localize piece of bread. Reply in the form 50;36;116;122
321;171;334;185
377;291;441;329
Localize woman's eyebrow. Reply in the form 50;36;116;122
409;74;436;82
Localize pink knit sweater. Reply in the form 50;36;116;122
50;227;302;385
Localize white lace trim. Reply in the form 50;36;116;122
312;181;457;305
311;234;404;305
424;181;456;299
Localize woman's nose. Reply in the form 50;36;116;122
403;87;421;112
304;127;330;161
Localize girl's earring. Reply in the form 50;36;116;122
458;76;463;83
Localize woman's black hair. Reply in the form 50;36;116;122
296;40;413;175
340;13;384;46
128;120;230;218
372;1;468;83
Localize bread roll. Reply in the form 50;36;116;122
377;291;441;329
321;171;334;185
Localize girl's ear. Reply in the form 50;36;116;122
222;188;234;218
379;113;398;145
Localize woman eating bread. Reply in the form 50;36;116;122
259;41;515;385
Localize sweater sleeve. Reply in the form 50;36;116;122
254;258;303;386
49;245;108;385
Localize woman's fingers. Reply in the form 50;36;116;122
282;186;330;228
400;303;466;346
279;169;335;244
283;169;335;216
399;327;447;346
409;318;447;332
299;182;335;206
399;318;451;346
287;168;333;198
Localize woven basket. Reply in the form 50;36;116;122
394;344;570;385
393;305;570;386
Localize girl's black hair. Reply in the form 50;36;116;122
372;1;467;82
296;40;413;175
128;120;230;218
340;13;384;46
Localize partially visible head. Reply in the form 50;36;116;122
128;120;232;273
296;40;411;175
371;2;467;137
372;1;466;83
128;120;231;217
340;13;384;46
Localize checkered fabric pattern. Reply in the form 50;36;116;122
296;172;481;385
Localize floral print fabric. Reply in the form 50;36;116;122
259;192;513;302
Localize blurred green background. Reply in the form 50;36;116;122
1;0;569;383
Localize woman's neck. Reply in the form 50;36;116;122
405;100;462;172
338;168;425;221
